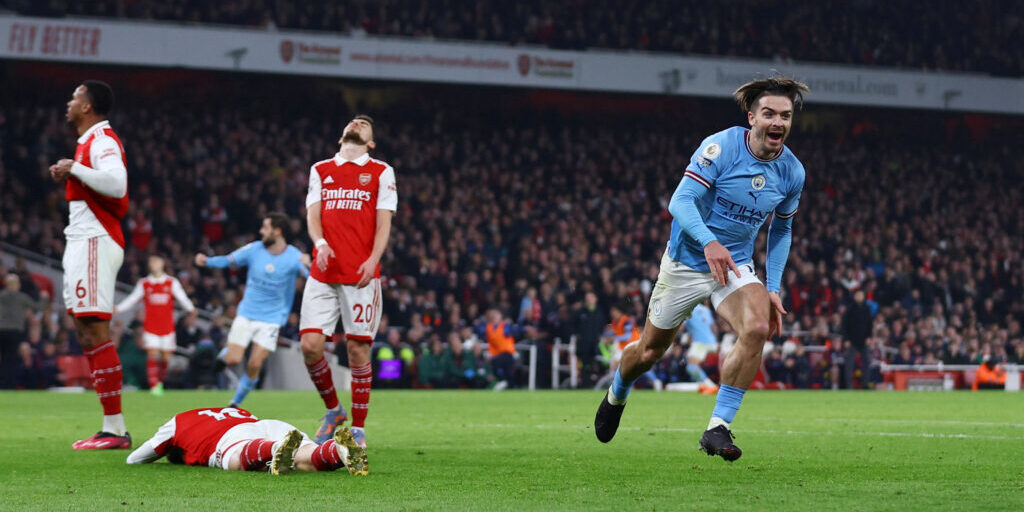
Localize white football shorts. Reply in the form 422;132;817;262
646;252;762;331
211;419;315;470
299;277;382;342
62;235;124;319
142;332;177;351
227;315;282;352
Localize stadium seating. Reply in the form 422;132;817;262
17;0;1024;76
1;67;1022;389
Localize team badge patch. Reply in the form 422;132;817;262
359;173;371;186
651;298;663;318
265;263;275;274
751;174;766;190
701;142;721;160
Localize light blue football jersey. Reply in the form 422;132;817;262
207;242;309;326
668;126;804;272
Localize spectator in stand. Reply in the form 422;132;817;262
478;309;521;390
0;273;48;388
973;356;1007;390
841;289;874;389
417;334;457;388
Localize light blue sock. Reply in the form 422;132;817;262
686;363;709;383
232;374;258;406
610;368;637;402
711;384;746;423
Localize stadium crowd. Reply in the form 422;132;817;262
1;76;1022;391
8;0;1022;77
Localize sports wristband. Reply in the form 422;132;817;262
315;238;328;248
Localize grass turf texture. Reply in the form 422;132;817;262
2;390;1023;511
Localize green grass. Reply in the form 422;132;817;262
2;389;1023;511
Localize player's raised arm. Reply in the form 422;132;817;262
203;242;257;269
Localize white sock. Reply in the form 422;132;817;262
336;443;350;461
703;378;716;387
103;414;127;436
606;385;627;405
707;416;730;431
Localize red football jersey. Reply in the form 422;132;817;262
117;275;195;335
149;408;260;466
306;153;397;284
66;121;129;247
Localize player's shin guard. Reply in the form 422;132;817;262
146;357;160;388
709;384;746;428
350;362;372;428
85;340;123;416
310;440;345;471
232;374;258;406
306;357;339;410
239;438;275;471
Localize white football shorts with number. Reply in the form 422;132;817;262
62;235;124;319
299;277;382;342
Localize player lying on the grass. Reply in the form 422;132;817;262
126;407;367;475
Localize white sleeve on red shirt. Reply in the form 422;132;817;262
305;166;322;207
377;166;397;211
115;279;145;313
126;416;176;464
70;135;127;198
170;277;195;312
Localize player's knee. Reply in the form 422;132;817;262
639;346;666;366
299;337;321;357
741;321;770;342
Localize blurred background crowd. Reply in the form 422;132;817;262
6;0;1022;76
2;62;1021;391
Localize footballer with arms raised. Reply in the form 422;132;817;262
126;407;367;475
594;76;809;461
49;80;132;450
194;213;310;409
300;115;397;448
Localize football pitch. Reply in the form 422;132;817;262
2;390;1023;511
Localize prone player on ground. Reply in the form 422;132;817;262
194;213;310;409
115;255;197;395
50;80;132;450
125;407;367;475
594;76;809;462
300;115;397;447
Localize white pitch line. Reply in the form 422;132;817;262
745;416;1024;428
465;423;1023;441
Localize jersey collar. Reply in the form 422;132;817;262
333;152;371;166
77;120;110;144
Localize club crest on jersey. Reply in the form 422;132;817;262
701;143;721;160
751;174;766;190
651;298;663;318
359;173;371;186
265;263;275;274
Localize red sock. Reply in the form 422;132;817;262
306;357;339;410
310;440;345;471
239;438;275;471
84;340;123;415
158;359;168;381
350;362;372;428
146;357;160;388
